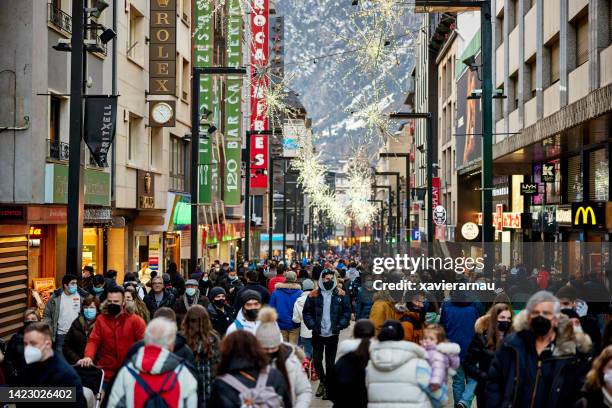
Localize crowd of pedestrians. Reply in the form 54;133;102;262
1;255;612;408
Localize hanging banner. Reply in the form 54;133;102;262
149;0;177;95
432;176;441;208
249;0;269;189
224;0;243;205
84;95;117;166
194;0;214;204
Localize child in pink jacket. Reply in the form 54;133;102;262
421;323;461;404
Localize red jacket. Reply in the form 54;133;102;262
85;312;146;381
268;276;286;293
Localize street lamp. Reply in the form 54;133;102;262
379;152;411;249
374;172;401;252
368;199;385;255
372;184;394;249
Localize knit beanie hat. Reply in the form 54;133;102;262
209;286;226;299
256;307;282;348
185;279;198;286
284;270;298;283
239;289;262;308
302;279;315;291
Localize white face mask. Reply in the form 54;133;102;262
24;345;43;364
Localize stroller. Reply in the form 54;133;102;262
74;365;104;408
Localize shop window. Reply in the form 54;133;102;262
575;14;589;66
568;155;583;202
589;149;609;201
546;160;561;204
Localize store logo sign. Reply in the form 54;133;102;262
572;202;606;228
542;163;555;182
574;206;596;225
520;183;538;195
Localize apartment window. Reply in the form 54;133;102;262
496;16;504;48
49;96;61;142
510;72;519;110
170;136;186;191
128;6;144;63
150;128;162;169
181;0;190;24
575;15;589;66
128;115;140;162
528;60;537;98
511;0;519;29
549;39;560;83
524;0;533;14
182;57;189;101
446;106;451;143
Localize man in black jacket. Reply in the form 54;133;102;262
303;269;351;400
207;287;235;336
234;269;270;308
143;276;177;317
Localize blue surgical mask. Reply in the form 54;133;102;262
202;277;209;282
185;287;196;297
68;284;78;294
83;308;97;321
93;286;104;294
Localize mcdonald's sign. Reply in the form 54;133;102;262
571;202;606;229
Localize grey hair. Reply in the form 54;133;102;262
144;317;177;350
526;291;561;314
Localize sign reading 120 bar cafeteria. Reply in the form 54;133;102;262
249;0;269;189
149;0;176;95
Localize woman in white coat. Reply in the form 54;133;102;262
366;320;434;408
257;307;312;408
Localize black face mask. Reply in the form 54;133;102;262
107;303;122;316
322;281;334;290
530;315;552;336
268;351;279;361
213;299;226;308
497;320;511;332
244;308;259;320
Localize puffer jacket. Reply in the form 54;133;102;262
43;287;90;340
486;310;593;408
369;291;396;334
108;344;197;408
366;340;433;408
273;343;312;408
423;342;460;387
302;274;351;336
332;339;369;408
270;282;302;330
62;314;96;365
292;290;313;338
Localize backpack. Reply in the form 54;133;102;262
219;366;283;408
126;364;182;408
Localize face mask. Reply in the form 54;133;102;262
213;299;225;308
604;370;612;388
24;345;43;364
497;320;511;332
84;308;97;321
68;284;78;294
530;315;552;336
229;275;238;281
323;281;334;290
93;286;104;294
244;308;259;320
185;288;196;297
425;312;438;325
202;277;209;282
107;303;121;316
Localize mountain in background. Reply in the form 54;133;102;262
276;0;420;162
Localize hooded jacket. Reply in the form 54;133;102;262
108;344;197;408
369;291;396;334
43;287;90;340
270;282;303;330
225;308;260;335
423;342;460;387
486;310;593;408
302;274;351;336
440;297;481;362
207;303;235;336
274;343;312;408
84;309;146;381
292;290;313;338
366;340;433;408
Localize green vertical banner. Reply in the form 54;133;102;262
195;0;214;204
224;0;242;205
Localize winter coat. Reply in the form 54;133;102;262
173;292;209;324
332;339;368;408
486;310;593;408
292;290;313;338
302;274;351;336
270;282;303;330
143;289;176;317
220;276;244;305
440;299;480;362
169;270;186;296
3;328;26;386
235;282;271;307
463;315;498;408
273;343;312;408
209;356;293;408
21;354;87;408
62;314;96;365
43;287;90;340
84;311;146;381
226;309;260;335
124;333;195;366
268;275;286;293
108;344;197;408
191;335;221;407
574;387;612;408
395;304;426;343
207;303;235;336
356;286;375;320
366;340;433;408
369;292;396;334
423;342;460;387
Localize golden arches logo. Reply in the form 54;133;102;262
574;206;596;225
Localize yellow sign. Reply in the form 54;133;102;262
574;206;596;225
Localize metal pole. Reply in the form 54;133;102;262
405;156;410;253
268;157;274;260
190;69;200;271
282;161;287;262
426;115;434;242
293;176;298;260
395;175;400;251
481;0;494;273
245;131;251;261
66;0;85;277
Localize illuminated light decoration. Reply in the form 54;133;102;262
345;151;378;227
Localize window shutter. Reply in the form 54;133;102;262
568;155;583;202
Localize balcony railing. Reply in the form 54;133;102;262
47;139;70;161
48;3;72;34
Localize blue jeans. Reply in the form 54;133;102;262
299;336;313;358
452;365;477;406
